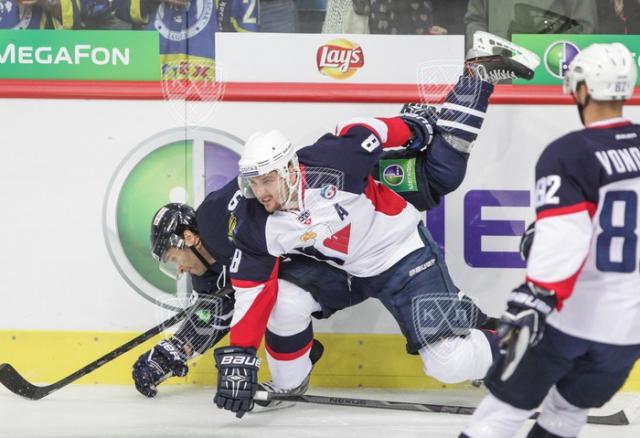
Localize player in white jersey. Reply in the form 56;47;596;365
211;33;542;418
462;43;640;438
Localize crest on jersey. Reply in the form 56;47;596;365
297;209;312;225
300;231;317;243
320;184;337;200
227;213;237;241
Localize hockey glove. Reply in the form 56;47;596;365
400;103;437;150
214;346;260;418
496;282;556;381
132;338;189;398
519;221;536;261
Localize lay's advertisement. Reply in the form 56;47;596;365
316;38;365;80
215;33;465;84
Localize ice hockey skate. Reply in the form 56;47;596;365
465;31;541;83
253;339;324;412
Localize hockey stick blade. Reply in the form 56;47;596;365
0;285;234;401
0;363;49;400
256;392;632;425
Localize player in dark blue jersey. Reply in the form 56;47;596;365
462;43;640;438
131;180;347;399
133;32;540;412
214;33;542;418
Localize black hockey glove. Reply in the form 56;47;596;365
400;103;437;151
132;338;189;398
214;346;260;418
496;282;556;381
519;221;536;261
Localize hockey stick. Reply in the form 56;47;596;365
0;286;233;400
255;392;633;426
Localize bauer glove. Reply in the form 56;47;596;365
214;346;260;418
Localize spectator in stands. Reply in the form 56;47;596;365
597;0;640;34
433;0;468;35
323;0;451;35
464;0;597;50
6;0;127;29
1;0;48;28
217;0;297;32
116;0;217;79
369;0;447;35
296;0;326;33
261;0;298;32
217;0;258;31
322;0;368;33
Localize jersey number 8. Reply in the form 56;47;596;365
596;190;639;273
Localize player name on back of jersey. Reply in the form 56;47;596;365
595;145;640;176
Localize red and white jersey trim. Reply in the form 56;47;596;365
536;201;597;220
587;117;631;129
230;259;280;349
336;116;411;148
527;210;592;307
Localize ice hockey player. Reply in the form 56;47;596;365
461;42;640;438
132;200;336;401
213;32;541;418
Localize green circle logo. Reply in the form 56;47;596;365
383;164;405;186
103;127;243;310
544;41;580;79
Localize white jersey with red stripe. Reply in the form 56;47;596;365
527;117;640;345
228;117;425;349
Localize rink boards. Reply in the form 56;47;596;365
0;96;639;390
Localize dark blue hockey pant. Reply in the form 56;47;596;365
486;324;640;410
351;224;487;354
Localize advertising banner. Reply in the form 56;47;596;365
216;33;465;84
512;34;640;85
0;30;160;80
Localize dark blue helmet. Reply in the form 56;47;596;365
150;203;198;268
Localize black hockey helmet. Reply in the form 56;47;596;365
150;203;199;278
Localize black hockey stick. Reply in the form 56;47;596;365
255;392;633;426
0;286;233;400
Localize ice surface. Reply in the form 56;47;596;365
1;385;638;438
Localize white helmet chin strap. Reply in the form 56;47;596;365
281;167;301;211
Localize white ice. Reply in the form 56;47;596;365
1;386;639;438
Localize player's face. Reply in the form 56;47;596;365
249;171;287;213
162;246;208;277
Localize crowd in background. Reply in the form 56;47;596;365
1;0;639;35
2;1;638;80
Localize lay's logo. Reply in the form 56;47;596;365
316;39;364;80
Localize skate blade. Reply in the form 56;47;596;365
473;31;541;71
251;401;296;414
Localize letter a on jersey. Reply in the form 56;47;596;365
323;224;351;254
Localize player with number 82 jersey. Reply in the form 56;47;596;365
529;117;640;345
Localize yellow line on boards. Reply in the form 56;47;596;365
1;330;638;391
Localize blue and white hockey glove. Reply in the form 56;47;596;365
400;103;437;150
132;338;189;398
497;282;556;381
214;346;260;418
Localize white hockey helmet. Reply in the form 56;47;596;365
563;43;637;101
238;129;299;203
